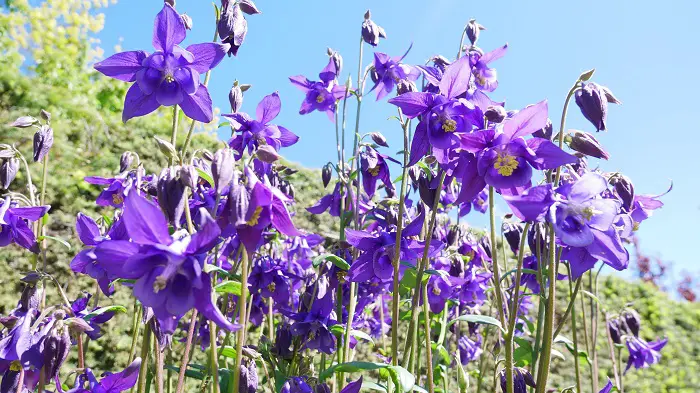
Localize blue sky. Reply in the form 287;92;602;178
98;0;700;281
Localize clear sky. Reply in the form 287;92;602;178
98;0;700;281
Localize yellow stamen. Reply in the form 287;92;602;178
442;119;457;133
246;206;263;226
473;70;486;86
9;361;21;372
267;282;276;292
164;74;175;83
432;287;441;296
368;166;380;176
336;271;347;284
493;153;519;176
316;94;325;103
153;275;168;293
112;194;124;205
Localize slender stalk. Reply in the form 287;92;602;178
209;319;220;393
488;187;507;326
421;284;435;393
175;310;199;393
77;333;85;369
128;302;142;363
552;278;582;339
554;83;580;186
378;296;387;352
567;265;582;393
603;313;621;390
231;248;249;393
617;348;624;393
136;325;152;393
390;115;411;367
534;224;558;393
590;270;601;393
504;222;532;393
155;337;165;393
169;105;180;166
14;367;24;393
456;24;468;59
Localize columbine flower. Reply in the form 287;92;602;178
224;93;299;160
66;357;141;393
307;182;356;218
93;192;235;333
280;377;313;393
218;0;260;56
629;183;671;228
574;82;621;131
370;46;421;100
0;197;50;254
389;56;481;166
85;174;132;208
359;146;397;198
458;101;577;201
94;4;229;122
70;294;115;340
361;10;386;46
624;336;667;373
287;292;337;354
468;44;508;92
0;309;47;392
458;336;483;365
289;58;352;121
499;367;536;393
427;273;462;313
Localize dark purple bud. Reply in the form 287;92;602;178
499;367;535;393
40;109;51;122
327;47;343;75
272;323;293;360
532;119;553;140
10;115;37;128
502;222;523;254
527;222;549;259
229;82;244;113
179;165;199;189
65;317;94;334
164;0;175;6
568;130;609;160
181;13;193;30
321;164;332;188
33;125;53;162
43;326;71;380
314;384;331;393
484;105;507;123
239;0;261;15
607;318;622;344
575;82;619;132
120;151;135;173
202;150;214;162
228;180;251;227
611;175;634;213
255;144;280;163
211;148;235;195
447;226;461;247
430;55;451;71
1;157;19;190
19;283;42;312
0;315;18;329
396;79;417;95
239;358;258;393
0;370;23;393
157;167;186;227
479;235;492;259
466;19;486;45
622;309;641;337
361;10;386;46
417;172;437;209
218;0;248;56
370;132;389;148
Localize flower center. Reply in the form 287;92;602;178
267;282;276;293
473;69;486;86
368;166;380;176
9;361;21;372
493;153;519;176
442;119;457;133
315;94;325;103
336;271;347;284
153;276;168;293
112;194;124;205
432;286;441;296
246;206;263;226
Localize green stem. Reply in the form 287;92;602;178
421;284;435;393
554;83;579;186
127;301;142;363
169;105;179;167
590;270;600;393
136;324;152;393
231;248;249;393
504;222;532;393
603;313;621;390
175;310;198;393
552;278;582;339
209;319;220;393
567;265;582;393
534;224;558;393
488;187;507;326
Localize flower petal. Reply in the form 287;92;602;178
503;100;548;140
256;92;282;124
152;4;186;53
122;192;171;246
180;84;214;123
122;84;161;123
439;55;471;99
185;42;230;74
94;51;148;82
76;213;101;246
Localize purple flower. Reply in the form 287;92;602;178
66;357;141;393
280;377;313;393
70;294;115;340
224;93;299;160
370;46;421;100
630;183;671;228
287;291;337;354
84;175;131;208
574;82;621;132
94;4;229;122
499;367;535;393
426;274;462;314
71;213;128;296
0;197;50;254
289;58;351;121
93;191;236;333
0;309;48;391
218;0;260;57
624;336;667;373
599;379;614;393
458;101;577;201
389;56;481;165
469;44;508;92
362;10;386;46
307;182;355;218
248;258;292;304
458;336;483;365
359;146;397;198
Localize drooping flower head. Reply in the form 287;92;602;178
370;46;420;100
624;336;667;373
66;357;141;393
94;4;229;122
289;58;352;121
359;146;398;198
468;44;508;92
0;197;50;254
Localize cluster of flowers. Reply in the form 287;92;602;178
0;2;672;393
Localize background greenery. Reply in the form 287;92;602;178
0;1;697;392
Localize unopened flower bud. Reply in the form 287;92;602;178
120;151;135;173
484;105;507;123
315;383;331;393
65;317;94;334
1;157;19;190
430;55;451;71
157;167;186;227
466;19;486;45
10;116;37;128
622;309;641;337
255;145;280;163
327;48;343;75
502;222;523;254
575;82;621;132
239;358;258;393
179;165;199;189
164;0;175;6
417;172;437;209
181;13;193;30
370;132;389;148
211;148;235;195
396;79;417;95
447;226;461;247
43;326;71;381
238;0;261;15
479;235;492;259
568;130;609;160
499;367;535;393
361;10;386;46
607;318;622;344
321;164;332;188
154;136;178;161
611;174;634;213
33;125;53;162
229;82;244;113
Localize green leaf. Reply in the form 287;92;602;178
581;290;601;305
579;68;595;82
165;365;205;380
388;365;415;393
361;381;387;392
219;346;236;359
349;329;374;345
37;235;71;250
499;268;539;282
448;314;504;333
203;264;232;278
214;281;242;296
312;253;350;271
319;361;389;381
82;305;127;321
217;122;231;129
196;168;214;187
551;349;566;361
